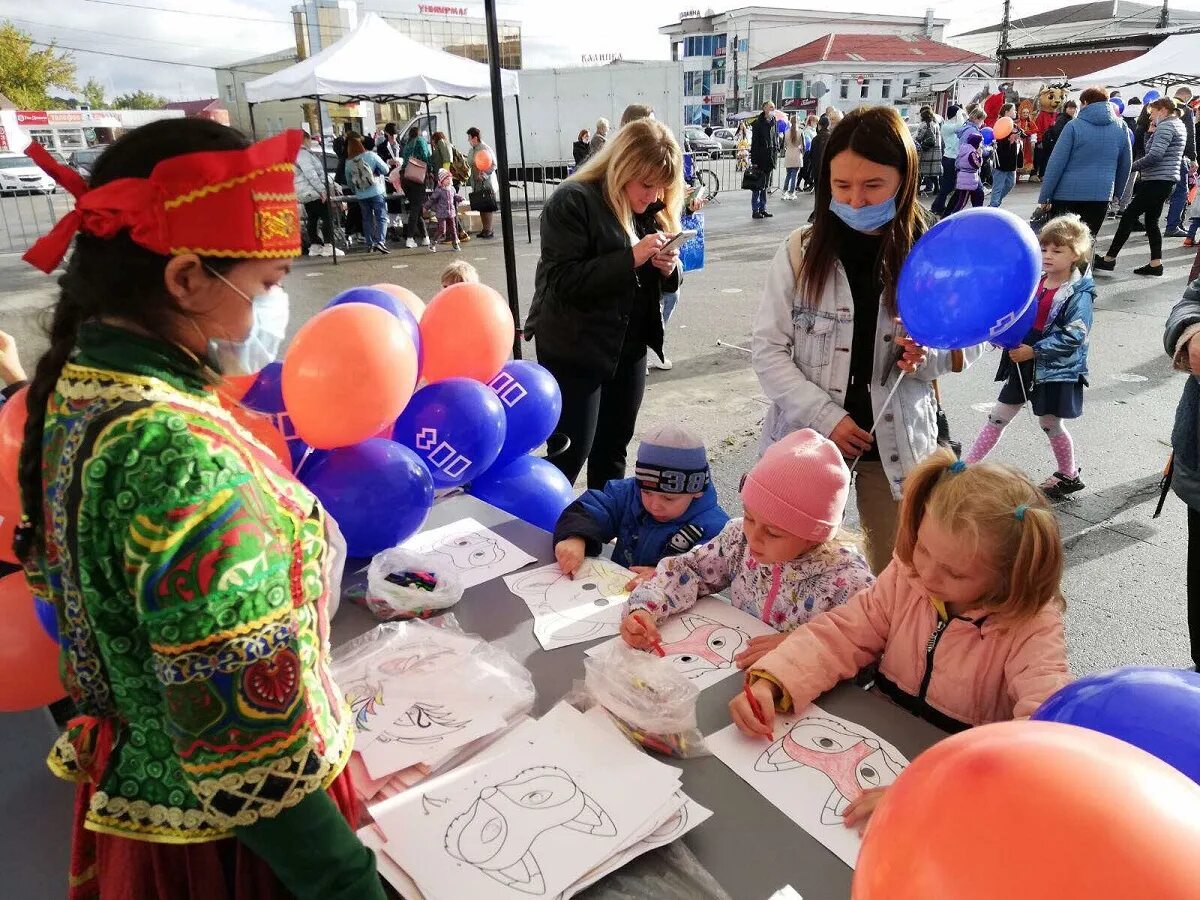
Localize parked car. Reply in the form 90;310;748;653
682;126;722;159
710;127;739;157
0;152;56;196
67;147;109;181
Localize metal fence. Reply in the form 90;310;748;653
0;190;73;256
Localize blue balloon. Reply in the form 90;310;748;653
897;207;1041;349
487;361;563;470
467;455;575;532
776;118;788;134
325;288;422;372
393;379;506;488
33;596;58;645
302;439;434;556
1033;667;1200;785
1111;97;1125;115
1143;89;1160;103
981;126;995;146
241;361;285;414
991;290;1038;349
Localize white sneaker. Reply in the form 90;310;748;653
429;244;437;252
650;356;673;371
321;244;344;257
307;245;323;256
405;238;417;249
420;236;431;247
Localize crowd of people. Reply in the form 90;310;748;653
294;119;501;256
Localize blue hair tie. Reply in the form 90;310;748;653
949;460;967;474
1015;504;1028;521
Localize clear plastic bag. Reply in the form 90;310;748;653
571;641;709;759
574;841;732;900
364;545;465;620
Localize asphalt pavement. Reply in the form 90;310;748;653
0;176;1194;674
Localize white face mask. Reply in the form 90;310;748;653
204;268;289;376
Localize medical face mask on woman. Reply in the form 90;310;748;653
829;195;897;233
203;268;289;376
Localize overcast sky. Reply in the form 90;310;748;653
3;0;1199;102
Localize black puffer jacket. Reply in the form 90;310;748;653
751;111;778;171
526;180;680;378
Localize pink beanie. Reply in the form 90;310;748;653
741;428;850;542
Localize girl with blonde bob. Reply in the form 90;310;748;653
728;448;1070;829
526;118;685;488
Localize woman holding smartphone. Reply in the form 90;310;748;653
525;118;684;489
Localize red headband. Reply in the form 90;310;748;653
22;129;305;273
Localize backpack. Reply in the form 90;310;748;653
349;155;380;193
450;145;470;182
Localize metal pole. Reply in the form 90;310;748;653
314;96;338;266
484;0;522;359
248;101;258;140
444;101;452;139
515;95;531;244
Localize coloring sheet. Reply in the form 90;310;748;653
373;703;682;900
707;703;910;868
504;559;635;650
402;517;537;589
585;596;777;691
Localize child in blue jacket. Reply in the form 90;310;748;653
553;425;729;582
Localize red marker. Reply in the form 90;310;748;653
743;680;773;740
651;640;665;657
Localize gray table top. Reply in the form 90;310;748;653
333;495;948;900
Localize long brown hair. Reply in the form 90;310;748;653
346;136;366;158
796;105;927;315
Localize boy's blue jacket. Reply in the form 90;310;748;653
553;477;729;568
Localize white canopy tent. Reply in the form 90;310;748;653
1072;34;1200;88
244;13;519;105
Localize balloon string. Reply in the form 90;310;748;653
1014;362;1037;426
849;371;907;477
294;445;315;477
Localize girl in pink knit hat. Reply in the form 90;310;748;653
622;428;874;661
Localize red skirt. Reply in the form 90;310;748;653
67;763;361;900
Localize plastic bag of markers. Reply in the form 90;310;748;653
364;546;465;620
568;641;709;759
574;841;732;900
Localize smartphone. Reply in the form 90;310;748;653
659;229;699;254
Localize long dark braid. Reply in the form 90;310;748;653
14;119;249;563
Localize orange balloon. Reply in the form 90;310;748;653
282;303;418;450
993;116;1015;139
224;403;291;473
371;283;425;321
476;149;493;172
0;386;29;499
0;571;66;711
853;721;1200;900
419;282;513;384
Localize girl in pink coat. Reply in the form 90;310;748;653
729;448;1070;830
621;429;875;661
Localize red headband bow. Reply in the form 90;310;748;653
22;129;305;274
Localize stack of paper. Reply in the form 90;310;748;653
503;558;637;650
332;618;535;806
365;703;712;900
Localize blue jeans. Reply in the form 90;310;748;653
751;188;767;213
1188;216;1200;240
989;169;1016;207
783;167;799;192
359;194;387;246
1166;160;1190;232
661;291;678;325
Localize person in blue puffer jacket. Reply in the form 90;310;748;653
553;425;729;583
1037;86;1132;238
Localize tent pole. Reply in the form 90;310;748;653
444;101;452;140
484;0;522;359
515;94;531;244
423;96;432;136
248;102;258;140
314;95;338;266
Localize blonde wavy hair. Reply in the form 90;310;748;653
570;117;683;240
1039;213;1093;267
893;449;1065;622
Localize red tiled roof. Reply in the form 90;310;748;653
754;34;991;71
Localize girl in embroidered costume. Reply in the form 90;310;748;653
621;429;874;666
15;120;384;899
729;451;1070;834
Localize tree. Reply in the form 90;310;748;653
81;77;107;109
0;22;77;109
111;90;168;110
